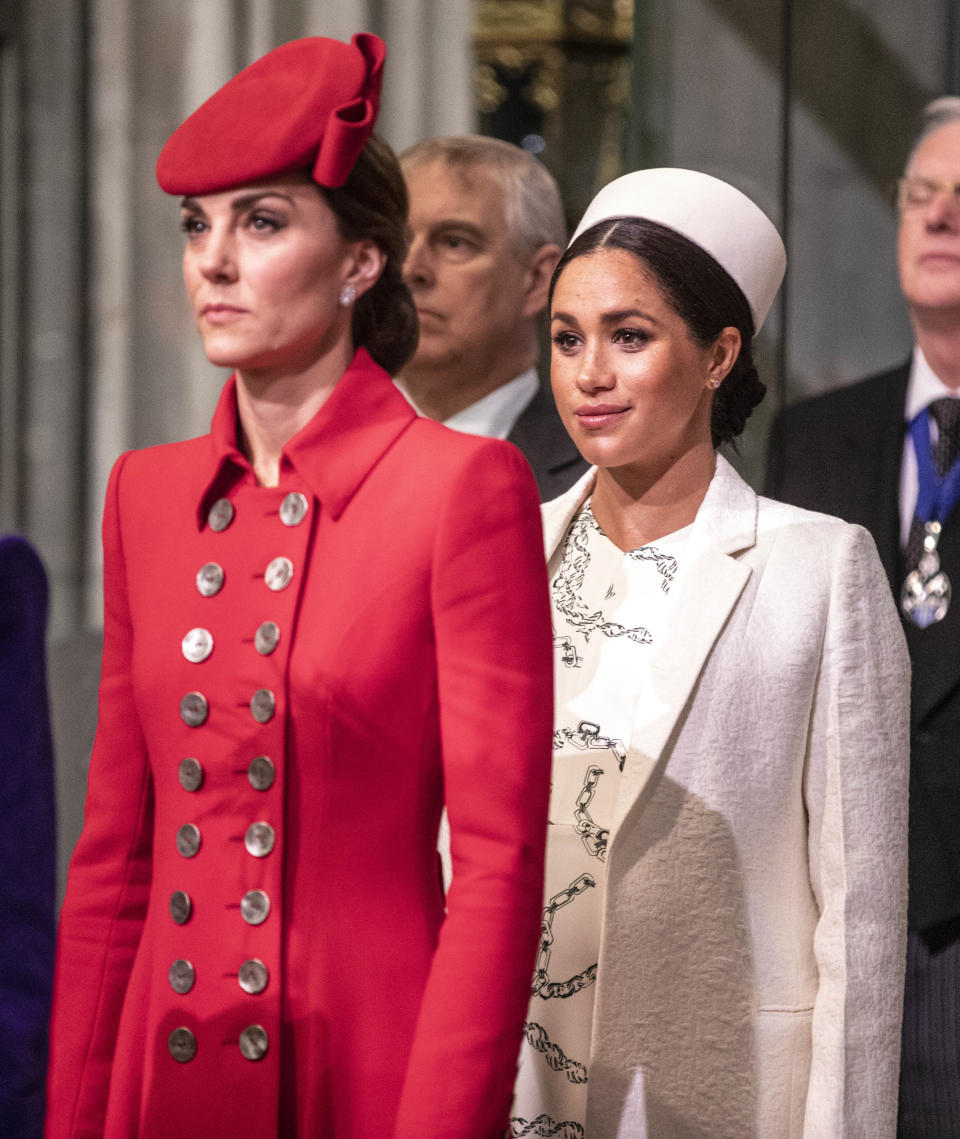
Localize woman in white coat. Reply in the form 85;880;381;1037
510;170;909;1139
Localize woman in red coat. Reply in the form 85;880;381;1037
45;34;553;1139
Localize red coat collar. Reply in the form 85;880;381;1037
196;348;417;529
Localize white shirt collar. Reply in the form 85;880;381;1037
905;344;960;423
394;368;539;440
899;345;960;546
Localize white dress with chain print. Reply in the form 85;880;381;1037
510;500;688;1139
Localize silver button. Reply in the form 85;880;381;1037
168;1026;197;1062
250;688;275;724
239;1024;269;1061
238;958;269;995
169;959;195;994
178;757;204;792
248;756;275;791
241;890;270;925
196;562;224;597
179;692;208;728
279;492;309;527
245;822;276;858
170;890;192;925
254;621;280;656
181;627;214;664
176;823;201;858
264;556;293;591
208;497;234;532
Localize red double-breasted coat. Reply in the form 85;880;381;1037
46;350;553;1138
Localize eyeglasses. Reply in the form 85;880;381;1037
895;176;960;210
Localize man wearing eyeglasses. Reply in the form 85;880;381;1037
767;97;960;1137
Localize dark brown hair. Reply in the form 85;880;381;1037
319;134;419;375
550;217;765;448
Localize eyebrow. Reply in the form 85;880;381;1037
551;307;660;325
430;219;487;241
180;190;297;212
602;308;659;325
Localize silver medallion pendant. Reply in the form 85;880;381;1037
901;520;952;628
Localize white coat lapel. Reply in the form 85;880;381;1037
541;458;759;836
541;466;597;563
612;457;757;835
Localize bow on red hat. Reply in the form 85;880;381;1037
156;32;385;195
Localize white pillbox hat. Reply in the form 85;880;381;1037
570;168;787;332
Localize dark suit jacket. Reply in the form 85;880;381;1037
508;382;589;502
766;362;960;932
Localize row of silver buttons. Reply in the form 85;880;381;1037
165;494;305;1066
169;1024;268;1063
175;821;275;859
182;612;284;665
168;956;268;995
168;888;270;927
179;688;277;726
177;755;275;793
168;887;270;926
208;491;309;534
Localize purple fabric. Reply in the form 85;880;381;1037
0;535;56;1138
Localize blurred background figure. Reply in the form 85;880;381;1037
767;97;960;1138
0;535;56;1139
398;136;588;499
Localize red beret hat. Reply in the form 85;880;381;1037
156;32;385;195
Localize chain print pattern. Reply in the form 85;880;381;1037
532;873;598;1000
554;634;583;669
509;1115;585;1138
573;765;608;860
521;509;679;1134
554;720;626;771
553;721;626;859
558;720;626;859
551;509;652;648
522;1021;588;1083
627;542;678;592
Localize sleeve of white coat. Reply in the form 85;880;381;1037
802;522;909;1137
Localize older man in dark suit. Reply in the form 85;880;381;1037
767;98;960;1137
398;136;588;501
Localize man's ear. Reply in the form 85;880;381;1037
522;243;562;318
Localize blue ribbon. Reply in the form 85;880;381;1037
910;407;960;524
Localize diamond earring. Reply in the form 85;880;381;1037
339;283;357;307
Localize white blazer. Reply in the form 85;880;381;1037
542;456;909;1139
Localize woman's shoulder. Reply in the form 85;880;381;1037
105;435;218;525
111;433;213;480
756;492;870;540
754;492;884;575
398;419;537;490
756;492;854;530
